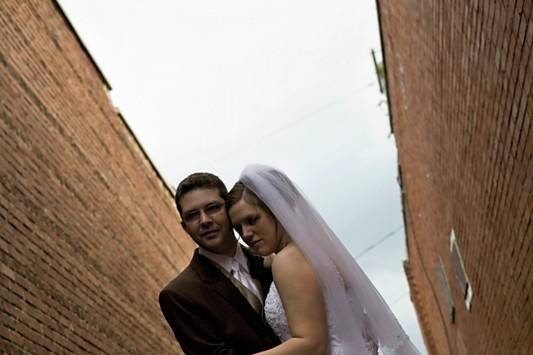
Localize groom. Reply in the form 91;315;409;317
159;172;280;354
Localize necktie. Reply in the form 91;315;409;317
229;261;263;314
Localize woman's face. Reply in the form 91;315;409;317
229;198;285;255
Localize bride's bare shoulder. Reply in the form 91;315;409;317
271;244;312;275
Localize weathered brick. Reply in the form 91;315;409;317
377;0;532;354
1;0;195;354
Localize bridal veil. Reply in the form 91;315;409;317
240;164;420;355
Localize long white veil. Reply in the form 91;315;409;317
240;164;420;355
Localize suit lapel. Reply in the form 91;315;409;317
190;249;268;326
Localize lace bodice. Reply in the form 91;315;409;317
264;283;291;342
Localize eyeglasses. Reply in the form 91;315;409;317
182;202;225;224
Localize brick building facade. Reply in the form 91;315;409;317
1;1;194;353
377;1;532;354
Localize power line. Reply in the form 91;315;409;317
203;83;377;168
389;291;410;305
355;225;404;259
255;84;374;141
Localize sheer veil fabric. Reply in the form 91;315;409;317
240;164;420;355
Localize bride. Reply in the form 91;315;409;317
227;164;420;355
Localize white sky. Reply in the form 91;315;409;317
59;1;426;352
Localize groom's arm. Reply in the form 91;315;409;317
159;290;242;355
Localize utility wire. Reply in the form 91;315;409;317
353;226;409;307
389;291;410;305
355;225;404;259
256;82;375;141
204;83;376;168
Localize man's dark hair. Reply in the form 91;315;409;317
174;172;228;216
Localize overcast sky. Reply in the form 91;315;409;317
58;1;426;352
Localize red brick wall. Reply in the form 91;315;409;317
378;1;532;354
1;1;195;353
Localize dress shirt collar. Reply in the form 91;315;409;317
199;244;249;274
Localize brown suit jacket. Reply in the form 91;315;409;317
159;247;281;355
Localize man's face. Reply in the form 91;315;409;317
179;188;237;256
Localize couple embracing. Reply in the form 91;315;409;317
159;164;419;355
